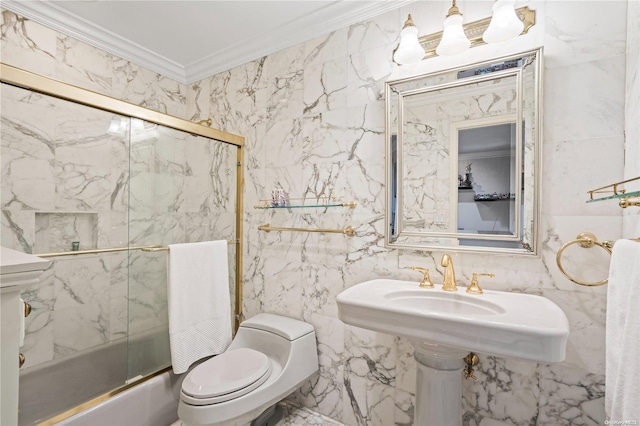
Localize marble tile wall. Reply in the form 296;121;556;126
1;10;238;375
0;1;632;425
187;1;629;425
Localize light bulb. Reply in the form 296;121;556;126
483;0;524;43
436;12;471;56
393;15;425;65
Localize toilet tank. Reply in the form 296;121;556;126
239;313;314;340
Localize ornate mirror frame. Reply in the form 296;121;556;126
384;48;543;255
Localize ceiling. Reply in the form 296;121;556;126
3;0;415;84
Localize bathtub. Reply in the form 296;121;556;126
19;329;171;425
55;369;183;426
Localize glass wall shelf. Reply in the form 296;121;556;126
586;190;640;203
586;176;640;208
254;197;356;210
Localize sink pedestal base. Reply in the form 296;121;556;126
412;342;468;426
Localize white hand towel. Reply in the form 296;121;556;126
605;239;640;422
168;240;232;374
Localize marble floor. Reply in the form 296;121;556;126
278;401;344;425
170;400;344;426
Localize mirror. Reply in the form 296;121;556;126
385;48;541;255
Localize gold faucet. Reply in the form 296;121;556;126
410;266;434;288
466;273;495;294
441;254;457;292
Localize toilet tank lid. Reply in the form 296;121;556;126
240;313;314;340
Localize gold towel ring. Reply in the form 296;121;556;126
556;232;613;286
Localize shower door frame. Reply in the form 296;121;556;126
1;62;246;422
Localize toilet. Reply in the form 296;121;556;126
177;313;318;426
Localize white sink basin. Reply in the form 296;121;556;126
337;279;569;363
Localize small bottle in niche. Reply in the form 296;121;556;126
71;241;80;251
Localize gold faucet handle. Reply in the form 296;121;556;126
410;266;434;288
466;273;495;294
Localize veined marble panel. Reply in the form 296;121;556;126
52;255;111;357
292;313;345;421
1;85;56;212
184;212;236;244
113;58;159;109
347;9;399;56
127;251;169;336
108;251;129;341
305;29;348;70
303;58;348;115
543;0;627;69
187;78;211;124
55;35;113;95
265;44;305;123
156;75;187;118
542;137;624;217
342;373;395;426
1;209;35;254
0;10;57;77
544;56;625;144
208;70;239;134
462;355;539;426
233;57;269;122
260;234;304;319
264;117;304;168
537;363;605;425
346;45;393;108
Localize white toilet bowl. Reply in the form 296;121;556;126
177;313;318;426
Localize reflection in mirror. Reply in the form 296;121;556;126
386;49;541;255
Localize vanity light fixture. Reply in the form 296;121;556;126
393;4;535;64
435;0;471;56
393;14;426;66
483;0;525;43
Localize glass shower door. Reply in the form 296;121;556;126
126;119;238;381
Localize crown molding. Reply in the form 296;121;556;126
185;0;416;83
3;0;416;85
2;0;187;82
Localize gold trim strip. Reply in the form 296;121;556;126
0;63;243;147
35;242;238;258
417;7;536;60
258;223;356;237
235;149;244;330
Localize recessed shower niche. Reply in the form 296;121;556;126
34;211;98;253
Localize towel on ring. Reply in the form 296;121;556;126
168;240;232;374
605;239;640;422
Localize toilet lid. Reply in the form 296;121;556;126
182;348;271;399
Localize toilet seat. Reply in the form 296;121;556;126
181;348;272;406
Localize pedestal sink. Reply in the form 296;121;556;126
337;279;569;426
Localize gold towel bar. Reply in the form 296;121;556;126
258;223;356;237
36;241;238;258
556;232;640;286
